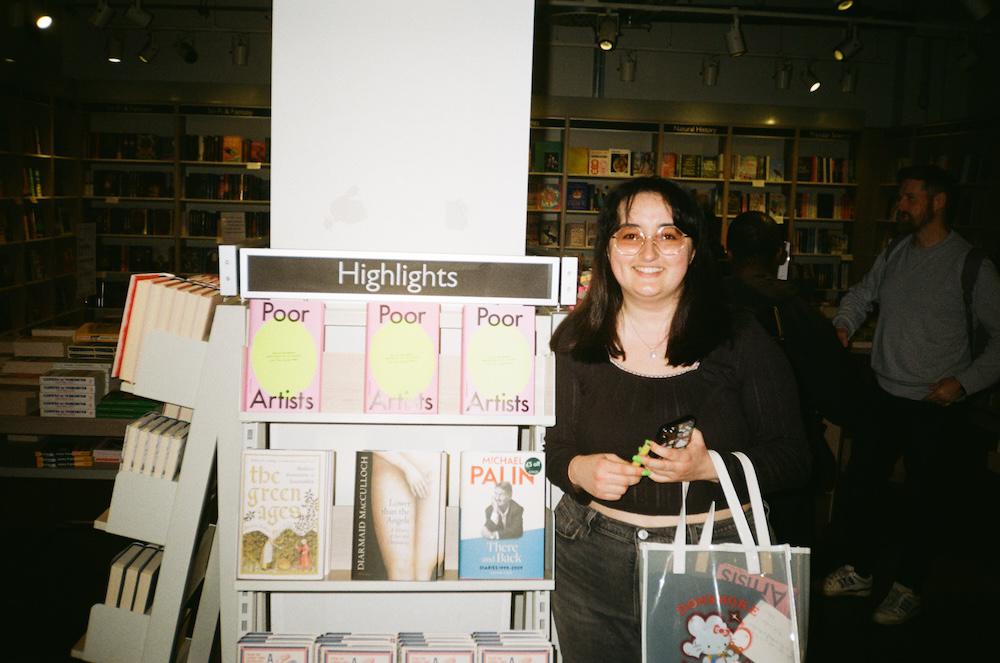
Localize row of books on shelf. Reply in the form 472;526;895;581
88;132;175;161
238;630;553;662
796;155;854;184
240;449;545;581
794;191;855;219
184;172;270;201
22;166;44;197
91;207;172;236
244;300;538;416
795;228;850;255
120;411;189;480
181;134;270;163
32;437;122;468
663;153;724;180
39;367;108;417
726;190;786;218
790;261;851;291
97;243;174;273
187;209;270;238
112;273;223;383
88;170;173;198
11;205;73;240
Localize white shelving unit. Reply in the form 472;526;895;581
75;315;243;663
216;249;567;663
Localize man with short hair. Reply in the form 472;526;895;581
481;481;524;540
824;164;1000;625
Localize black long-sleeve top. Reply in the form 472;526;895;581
544;313;810;515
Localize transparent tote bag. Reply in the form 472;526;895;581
640;451;810;663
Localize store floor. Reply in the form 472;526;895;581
9;467;997;662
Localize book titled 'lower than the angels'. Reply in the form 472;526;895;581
238;449;333;580
244;299;324;412
459;451;545;580
461;304;535;416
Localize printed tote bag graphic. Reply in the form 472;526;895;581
640;451;810;663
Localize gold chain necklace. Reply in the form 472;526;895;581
623;313;667;359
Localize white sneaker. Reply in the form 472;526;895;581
872;582;921;625
822;564;873;597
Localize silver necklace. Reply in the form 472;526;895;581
623;313;667;359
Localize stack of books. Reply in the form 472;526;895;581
39;368;107;418
34;440;94;468
95;391;162;419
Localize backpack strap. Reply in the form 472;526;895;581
962;247;986;353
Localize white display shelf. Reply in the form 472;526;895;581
74;604;149;663
131;330;209;408
234;507;554;593
238;412;555;426
102;471;179;545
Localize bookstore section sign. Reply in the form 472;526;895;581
240;250;561;304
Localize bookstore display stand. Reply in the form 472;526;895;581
74;317;242;663
214;249;569;662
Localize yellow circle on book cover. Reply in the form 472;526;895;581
370;321;436;397
469;324;532;397
250;318;319;396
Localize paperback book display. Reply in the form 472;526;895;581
120;412;190;479
238;449;333;580
104;542;164;614
244;299;324;412
459;451;546;580
460;304;535;416
351;450;447;581
364;302;440;414
39;368;107;417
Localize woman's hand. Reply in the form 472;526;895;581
568;453;644;501
402;466;430;498
637;427;718;483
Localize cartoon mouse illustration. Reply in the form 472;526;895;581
681;613;751;663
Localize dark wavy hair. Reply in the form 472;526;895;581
551;176;731;366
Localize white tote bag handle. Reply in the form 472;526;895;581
732;451;771;546
672;450;760;574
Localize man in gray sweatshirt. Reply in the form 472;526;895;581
822;164;1000;625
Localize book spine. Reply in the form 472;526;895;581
351;451;375;580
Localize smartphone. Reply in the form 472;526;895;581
656;416;696;449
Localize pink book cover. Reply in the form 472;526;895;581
243;299;324;412
364;302;440;414
461;305;535;416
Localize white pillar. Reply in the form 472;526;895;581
271;0;535;255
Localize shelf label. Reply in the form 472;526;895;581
668;124;724;135
104;196;120;204
751;179;765;188
240;249;561;304
245;162;262;170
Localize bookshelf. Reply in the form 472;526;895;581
217;249;566;662
82;102;270;311
0;89;84;335
74;325;234;663
525;100;863;304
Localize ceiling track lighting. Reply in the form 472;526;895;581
106;33;123;63
90;0;114;29
840;66;857;93
175;37;198;64
833;24;862;61
618;50;637;82
138;33;158;63
836;1;854;10
774;60;793;90
231;35;249;66
595;14;619;52
803;65;822;92
126;0;152;28
726;15;747;57
34;2;53;30
701;57;719;87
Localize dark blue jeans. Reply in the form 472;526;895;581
552;495;760;663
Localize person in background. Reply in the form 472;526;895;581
824;164;1000;625
545;177;809;663
724;210;854;547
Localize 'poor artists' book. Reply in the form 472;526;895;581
244;299;324;412
459;451;545;579
238;449;332;579
460;305;535;416
352;450;447;581
364;303;440;413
